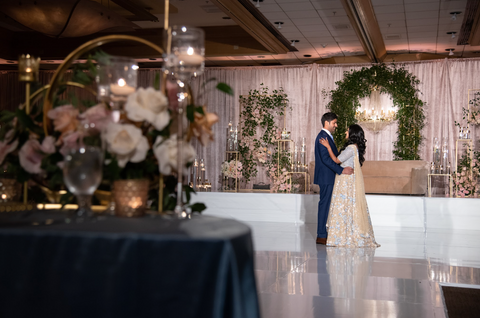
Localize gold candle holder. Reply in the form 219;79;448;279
113;179;149;217
18;54;40;82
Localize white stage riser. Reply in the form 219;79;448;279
190;193;480;231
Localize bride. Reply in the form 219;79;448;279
319;124;380;248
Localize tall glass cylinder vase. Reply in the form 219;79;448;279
441;137;449;174
433;138;441;173
163;26;205;219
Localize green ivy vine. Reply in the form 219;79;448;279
324;63;425;160
238;84;290;183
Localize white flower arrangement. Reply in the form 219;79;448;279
221;160;243;179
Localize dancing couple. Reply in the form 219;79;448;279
314;112;380;247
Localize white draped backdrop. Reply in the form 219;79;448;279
1;58;479;191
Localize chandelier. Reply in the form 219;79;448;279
355;87;396;133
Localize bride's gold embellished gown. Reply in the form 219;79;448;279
326;145;380;247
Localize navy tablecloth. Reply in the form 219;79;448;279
0;211;260;318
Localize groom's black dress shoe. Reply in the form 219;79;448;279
316;237;327;245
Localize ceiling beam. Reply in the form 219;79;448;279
340;0;386;63
209;0;296;54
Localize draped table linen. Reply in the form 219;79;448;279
0;212;260;318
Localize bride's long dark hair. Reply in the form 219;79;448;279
340;124;367;166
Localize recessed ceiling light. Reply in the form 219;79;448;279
450;11;461;21
149;58;156;61
257;56;265;58
6;61;14;64
46;60;54;63
446;31;457;39
291;40;299;47
446;48;455;56
274;21;284;29
222;17;231;20
303;55;312;58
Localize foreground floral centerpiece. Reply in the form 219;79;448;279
0;56;231;211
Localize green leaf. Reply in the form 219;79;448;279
0;111;15;124
72;70;92;85
186;104;195;122
216;82;234;96
195;106;205;115
154;72;161;91
15;109;35;130
189;202;206;213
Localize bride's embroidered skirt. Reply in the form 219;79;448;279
326;174;380;247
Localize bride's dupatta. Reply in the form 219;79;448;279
353;147;370;236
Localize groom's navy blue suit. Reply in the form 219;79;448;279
314;129;344;239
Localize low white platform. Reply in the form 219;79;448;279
190;192;480;231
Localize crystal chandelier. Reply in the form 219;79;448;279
355;86;396;133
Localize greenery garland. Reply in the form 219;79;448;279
238;84;291;186
324;63;425;160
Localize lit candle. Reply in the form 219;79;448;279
18;54;40;82
110;78;136;96
178;50;204;67
128;197;143;209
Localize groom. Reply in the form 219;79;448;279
314;112;353;245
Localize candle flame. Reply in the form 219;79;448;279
25;67;32;73
117;78;126;87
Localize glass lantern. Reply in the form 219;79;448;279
96;56;138;111
163;26;205;81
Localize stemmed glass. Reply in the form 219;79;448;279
163;26;205;218
63;146;103;219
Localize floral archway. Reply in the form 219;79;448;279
324;63;426;160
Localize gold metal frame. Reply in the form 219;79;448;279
277;139;294;179
223;151;240;192
42;35;165;136
287;171;310;194
455;139;473;175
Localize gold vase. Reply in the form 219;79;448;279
0;178;22;202
113;179;149;217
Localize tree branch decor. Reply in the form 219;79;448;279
324;63;425;160
238;84;291;187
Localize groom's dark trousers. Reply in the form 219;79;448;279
314;130;344;239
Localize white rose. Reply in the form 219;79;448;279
125;87;170;131
104;123;149;168
153;134;196;175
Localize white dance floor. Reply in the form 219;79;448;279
191;192;480;318
191;192;480;231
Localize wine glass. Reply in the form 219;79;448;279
63;146;103;219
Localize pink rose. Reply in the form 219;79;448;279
0;130;18;165
79;104;111;133
47;105;79;138
19;136;56;174
59;132;82;156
